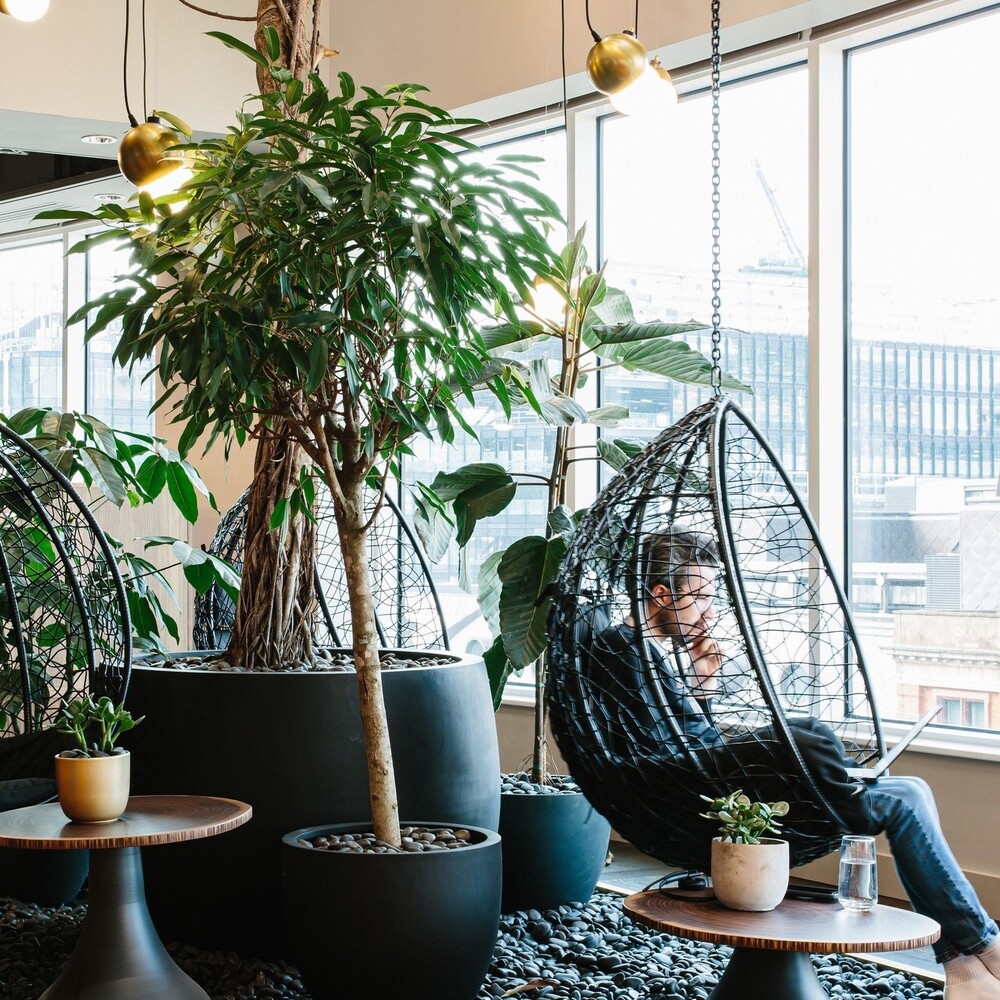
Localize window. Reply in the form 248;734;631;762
847;7;1000;730
403;128;568;660
600;66;809;491
405;1;1000;738
0;230;154;432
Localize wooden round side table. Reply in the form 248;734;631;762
0;794;252;1000
624;891;940;1000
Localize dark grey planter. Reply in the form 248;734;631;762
126;652;500;954
499;785;611;912
282;822;501;1000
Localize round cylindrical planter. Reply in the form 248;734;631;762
54;752;130;824
711;837;789;912
499;786;611;912
127;652;501;954
282;822;501;1000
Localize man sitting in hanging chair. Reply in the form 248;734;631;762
587;527;1000;999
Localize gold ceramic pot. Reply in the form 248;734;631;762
54;752;131;823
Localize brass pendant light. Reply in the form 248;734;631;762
584;0;676;115
0;0;49;21
119;0;188;194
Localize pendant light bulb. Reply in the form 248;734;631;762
118;118;188;195
608;59;678;117
586;31;648;96
0;0;49;21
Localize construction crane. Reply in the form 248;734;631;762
750;158;806;275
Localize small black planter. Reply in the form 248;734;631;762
127;652;500;954
499;783;611;912
282;822;501;1000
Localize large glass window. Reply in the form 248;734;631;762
847;8;1000;729
0;232;154;432
600;66;808;492
0;239;63;413
404;129;567;657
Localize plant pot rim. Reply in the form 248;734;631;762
712;836;788;847
283;821;501;851
54;750;130;760
134;649;480;675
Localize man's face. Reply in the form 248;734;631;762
648;562;717;642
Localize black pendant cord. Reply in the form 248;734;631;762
142;0;149;120
709;0;723;395
561;0;569;133
633;0;640;39
123;0;138;127
585;0;600;44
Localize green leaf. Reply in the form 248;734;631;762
269;497;288;531
477;550;504;637
497;534;568;668
206;30;268;67
151;108;193;139
412;490;455;563
483;634;516;711
79;447;128;506
262;25;281;62
587;404;629;428
306;338;329;394
165;462;199;523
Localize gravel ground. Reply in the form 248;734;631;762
0;892;944;1000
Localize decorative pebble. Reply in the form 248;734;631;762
135;649;455;674
0;892;944;999
502;772;583;795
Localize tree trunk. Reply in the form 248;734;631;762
255;0;318;92
228;425;318;670
335;474;401;846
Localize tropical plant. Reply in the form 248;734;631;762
56;694;144;757
44;33;561;847
700;789;789;844
414;227;749;782
1;407;238;651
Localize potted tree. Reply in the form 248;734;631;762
55;15;561;978
415;228;748;911
701;788;791;911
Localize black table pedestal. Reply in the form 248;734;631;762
40;847;207;1000
709;947;828;1000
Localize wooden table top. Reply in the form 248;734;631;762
624;891;940;954
0;795;252;850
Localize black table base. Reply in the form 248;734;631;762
708;947;828;1000
40;847;207;1000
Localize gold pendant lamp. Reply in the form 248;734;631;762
0;0;49;22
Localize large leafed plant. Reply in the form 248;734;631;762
50;32;560;845
415;228;748;782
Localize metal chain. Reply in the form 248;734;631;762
710;0;723;395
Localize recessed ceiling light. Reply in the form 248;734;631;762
81;134;118;146
94;192;126;203
0;147;29;156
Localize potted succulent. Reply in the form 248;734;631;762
54;696;144;823
52;9;561;981
416;227;748;911
701;788;790;911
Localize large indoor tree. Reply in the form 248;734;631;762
55;5;561;847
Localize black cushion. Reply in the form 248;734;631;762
0;777;56;811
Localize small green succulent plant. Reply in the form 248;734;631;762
56;695;144;757
700;789;789;844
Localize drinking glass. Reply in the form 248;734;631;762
838;835;878;910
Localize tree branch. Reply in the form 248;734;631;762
175;0;257;21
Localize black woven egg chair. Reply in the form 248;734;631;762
546;394;887;874
0;421;131;901
194;483;448;652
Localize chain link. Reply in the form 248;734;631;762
710;0;723;395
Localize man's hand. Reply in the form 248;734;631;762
686;632;723;695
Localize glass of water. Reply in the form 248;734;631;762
838;835;878;910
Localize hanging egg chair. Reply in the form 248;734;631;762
547;394;886;870
0;421;131;775
194;483;449;652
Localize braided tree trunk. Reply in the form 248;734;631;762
228;426;318;669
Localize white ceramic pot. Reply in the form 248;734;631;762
54;751;131;823
711;836;789;912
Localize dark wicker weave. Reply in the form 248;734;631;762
547;395;886;871
0;421;131;746
194;485;448;652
